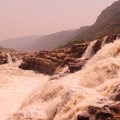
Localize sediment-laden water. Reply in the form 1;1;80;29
1;39;120;120
0;61;49;120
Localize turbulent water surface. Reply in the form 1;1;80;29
1;39;120;120
0;61;49;120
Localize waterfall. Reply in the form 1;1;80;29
12;56;18;62
6;53;18;63
101;36;109;47
81;40;97;59
116;34;120;39
6;53;13;63
101;35;120;48
7;39;120;120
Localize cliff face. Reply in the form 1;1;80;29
73;0;120;41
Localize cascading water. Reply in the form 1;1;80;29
81;40;97;59
12;55;18;62
6;53;13;63
6;39;120;120
116;34;120;39
101;36;110;47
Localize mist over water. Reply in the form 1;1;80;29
3;39;120;120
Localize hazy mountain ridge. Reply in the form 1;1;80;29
0;35;41;51
0;46;13;50
0;29;85;51
27;30;78;51
73;0;120;41
29;0;120;51
1;1;120;51
26;26;91;51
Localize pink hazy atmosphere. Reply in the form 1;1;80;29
0;0;117;41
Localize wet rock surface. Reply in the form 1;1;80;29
19;45;89;75
69;59;87;73
77;105;120;120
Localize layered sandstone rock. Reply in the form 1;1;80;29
19;42;89;75
71;42;89;57
69;60;87;73
19;51;68;75
19;55;57;75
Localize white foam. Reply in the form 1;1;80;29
0;61;48;120
5;40;120;120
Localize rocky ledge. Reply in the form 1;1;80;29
19;34;120;75
19;48;88;75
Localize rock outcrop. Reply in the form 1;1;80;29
19;50;69;75
19;34;120;75
19;42;89;75
70;42;89;58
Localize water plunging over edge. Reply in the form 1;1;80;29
82;40;97;59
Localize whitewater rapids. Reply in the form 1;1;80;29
2;39;120;120
0;61;49;120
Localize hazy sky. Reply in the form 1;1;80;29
0;0;117;41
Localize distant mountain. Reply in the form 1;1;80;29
73;0;120;41
0;35;41;51
0;46;5;50
0;46;13;51
2;1;119;51
27;30;79;51
0;28;87;51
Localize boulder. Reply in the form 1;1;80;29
77;115;89;120
19;52;62;75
